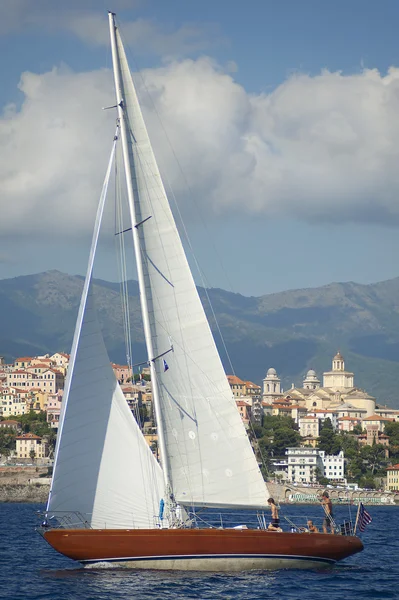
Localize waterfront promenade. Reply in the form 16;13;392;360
267;481;398;505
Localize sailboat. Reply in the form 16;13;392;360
41;12;363;571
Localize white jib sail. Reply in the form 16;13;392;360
114;28;269;509
47;136;164;529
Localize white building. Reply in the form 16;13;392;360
322;450;346;483
303;369;320;390
287;447;346;484
262;368;283;403
286;447;324;484
323;352;354;390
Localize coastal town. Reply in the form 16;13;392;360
1;350;399;500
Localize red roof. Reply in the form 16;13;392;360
245;381;261;389
387;464;399;471
363;415;394;421
16;433;41;440
227;375;245;385
15;357;33;362
236;400;250;407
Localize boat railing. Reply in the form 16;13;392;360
183;509;354;535
37;511;92;530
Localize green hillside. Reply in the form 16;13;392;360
0;270;398;407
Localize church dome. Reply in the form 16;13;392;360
333;351;344;360
266;367;277;377
306;369;317;377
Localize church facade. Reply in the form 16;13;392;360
262;352;376;418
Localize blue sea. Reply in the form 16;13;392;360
0;503;396;600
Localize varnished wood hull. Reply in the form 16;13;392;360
43;528;363;571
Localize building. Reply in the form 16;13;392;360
0;388;29;417
15;433;49;459
262;368;283;403
280;352;376;417
307;408;339;429
299;415;320;438
286;447;325;484
243;381;262;400
112;363;131;384
236;400;251;426
303;369;320;390
46;392;63;429
386;464;399;491
322;450;345;483
375;406;399;422
361;415;394;433
337;416;362;432
323;352;354;389
286;447;346;484
0;420;21;430
227;375;247;398
357;425;390;454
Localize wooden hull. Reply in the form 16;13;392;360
43;528;363;571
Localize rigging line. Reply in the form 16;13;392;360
115;141;136;395
118;34;251;494
126;130;196;413
118;37;236;377
115;145;129;368
118;24;236;381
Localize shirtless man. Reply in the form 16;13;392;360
267;497;282;531
321;491;334;534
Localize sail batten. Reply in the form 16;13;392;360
114;26;269;508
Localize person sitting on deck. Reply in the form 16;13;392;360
267;497;282;532
307;520;319;533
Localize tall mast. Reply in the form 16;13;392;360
108;12;171;496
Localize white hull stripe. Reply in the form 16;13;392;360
80;553;336;565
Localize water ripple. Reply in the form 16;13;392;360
1;504;397;600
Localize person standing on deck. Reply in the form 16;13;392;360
321;491;334;534
267;498;282;531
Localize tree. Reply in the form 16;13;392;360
317;418;341;455
29;448;36;462
385;421;399;459
360;444;388;475
351;424;363;435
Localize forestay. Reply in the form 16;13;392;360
114;28;269;509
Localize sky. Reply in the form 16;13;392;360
2;0;399;296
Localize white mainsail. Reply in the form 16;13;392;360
47;141;163;529
113;24;269;509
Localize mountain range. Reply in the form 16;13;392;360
1;270;399;407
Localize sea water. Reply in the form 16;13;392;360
0;503;396;600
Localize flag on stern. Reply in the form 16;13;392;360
357;502;372;532
163;359;169;372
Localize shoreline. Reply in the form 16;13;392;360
1;468;397;505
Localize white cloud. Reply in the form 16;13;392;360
2;60;399;239
141;62;399;225
0;66;115;236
